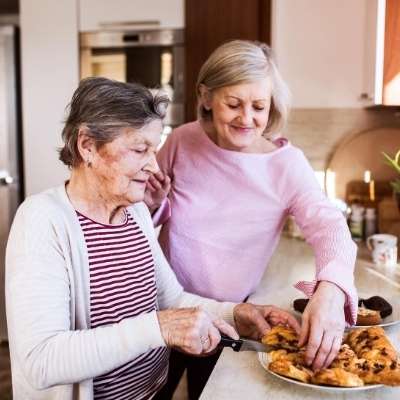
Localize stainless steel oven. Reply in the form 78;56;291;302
0;24;22;341
80;29;184;128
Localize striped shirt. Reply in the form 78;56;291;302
77;210;169;400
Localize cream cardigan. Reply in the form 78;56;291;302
5;185;235;400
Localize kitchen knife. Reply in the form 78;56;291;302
219;334;274;353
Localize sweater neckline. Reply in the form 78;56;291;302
75;209;129;228
195;120;290;159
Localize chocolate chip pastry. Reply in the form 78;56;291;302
262;325;299;351
345;327;400;385
263;325;400;387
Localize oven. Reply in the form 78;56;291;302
80;29;184;129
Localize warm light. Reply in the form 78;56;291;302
375;0;386;104
314;171;325;191
325;169;336;200
364;170;371;183
384;72;400;105
369;180;375;202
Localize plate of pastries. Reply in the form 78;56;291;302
292;295;400;328
259;325;400;391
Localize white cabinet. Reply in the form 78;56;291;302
361;0;400;106
271;0;366;108
79;0;184;31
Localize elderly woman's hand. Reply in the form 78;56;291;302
233;303;301;341
144;171;171;213
157;307;239;355
298;281;346;371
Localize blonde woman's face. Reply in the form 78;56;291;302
206;78;272;152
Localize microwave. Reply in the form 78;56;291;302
80;29;185;127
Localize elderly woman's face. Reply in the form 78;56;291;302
91;119;162;205
207;77;272;152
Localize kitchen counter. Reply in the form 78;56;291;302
200;237;400;399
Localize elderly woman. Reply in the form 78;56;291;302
5;77;300;400
145;40;358;399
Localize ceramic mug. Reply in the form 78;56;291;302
366;234;398;266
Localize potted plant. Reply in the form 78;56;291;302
383;150;400;210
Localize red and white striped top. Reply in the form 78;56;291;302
77;210;168;400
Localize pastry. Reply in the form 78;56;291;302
330;344;361;374
269;359;313;383
359;296;393;318
356;307;382;326
262;325;299;351
345;327;400;385
352;358;400;385
346;326;397;363
311;367;364;387
267;349;305;364
264;326;400;387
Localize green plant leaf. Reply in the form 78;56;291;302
382;151;400;174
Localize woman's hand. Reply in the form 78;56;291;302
157;307;239;355
233;303;301;340
298;281;346;370
144;171;171;213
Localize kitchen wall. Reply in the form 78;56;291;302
20;0;78;196
19;0;400;196
283;108;400;171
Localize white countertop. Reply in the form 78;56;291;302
200;237;400;400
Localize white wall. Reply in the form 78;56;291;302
271;0;366;108
20;0;79;196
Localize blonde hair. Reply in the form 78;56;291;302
196;40;290;135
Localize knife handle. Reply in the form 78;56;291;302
219;334;243;352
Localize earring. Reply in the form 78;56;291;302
86;158;92;168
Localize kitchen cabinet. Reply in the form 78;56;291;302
184;0;271;121
272;0;366;108
78;0;184;31
362;0;400;106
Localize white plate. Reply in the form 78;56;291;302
258;352;383;392
292;295;400;329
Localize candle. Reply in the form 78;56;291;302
325;169;336;199
369;180;375;202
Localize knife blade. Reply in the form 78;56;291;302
219;334;274;353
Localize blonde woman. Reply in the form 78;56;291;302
145;40;358;399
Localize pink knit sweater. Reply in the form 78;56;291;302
154;121;358;324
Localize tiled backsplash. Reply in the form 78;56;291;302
283;108;400;171
283;108;400;238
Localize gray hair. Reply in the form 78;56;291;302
59;77;169;168
196;40;291;135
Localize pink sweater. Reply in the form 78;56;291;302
154;121;357;324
